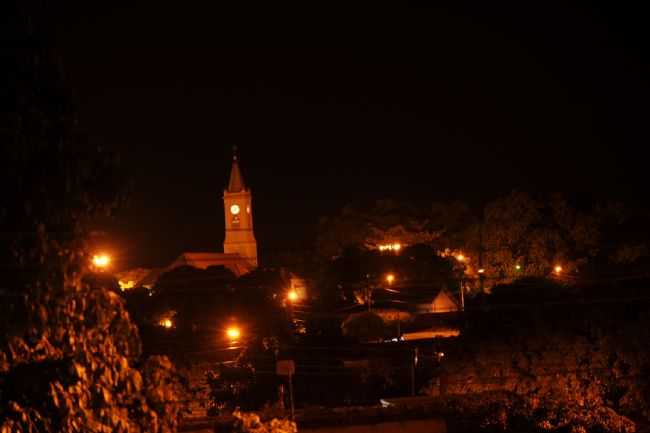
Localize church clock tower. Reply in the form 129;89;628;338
223;149;258;267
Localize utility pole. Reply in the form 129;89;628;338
479;222;485;294
397;311;400;339
459;280;465;311
410;347;419;396
364;273;372;312
276;360;296;421
288;373;295;421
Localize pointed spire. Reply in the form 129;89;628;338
227;145;246;192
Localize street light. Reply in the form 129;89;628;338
456;253;466;263
385;273;395;285
554;265;563;275
226;325;241;341
160;318;173;329
92;254;111;270
287;290;299;303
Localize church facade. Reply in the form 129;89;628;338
222;152;258;267
169;150;258;276
117;150;258;289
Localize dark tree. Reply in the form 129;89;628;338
1;3;186;431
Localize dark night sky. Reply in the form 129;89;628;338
50;2;650;269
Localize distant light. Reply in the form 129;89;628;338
385;273;395;285
160;318;173;329
456;253;466;262
92;254;110;269
478;268;485;274
515;264;521;271
119;280;135;291
287;290;299;302
379;243;402;252
226;326;241;340
554;265;563;275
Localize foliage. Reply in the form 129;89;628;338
474;192;594;286
487;277;576;304
318;193;649;294
206;363;257;415
439;391;636;433
205;337;282;415
317;200;441;259
146;266;291;340
0;288;189;433
434;303;650;433
232;411;296;433
463;192;648;290
316;244;458;307
147;266;235;333
341;312;385;342
0;3;188;431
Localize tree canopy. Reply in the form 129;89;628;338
317;192;649;292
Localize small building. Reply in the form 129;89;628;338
417;289;460;314
338;285;462;342
372;286;460;314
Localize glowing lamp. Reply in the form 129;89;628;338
515;264;521;271
92;254;111;269
554;265;563;275
456;254;466;262
478;268;485;274
226;326;241;340
379;243;403;252
287;290;299;302
160;318;173;329
385;273;395;285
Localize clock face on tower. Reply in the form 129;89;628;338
230;204;240;215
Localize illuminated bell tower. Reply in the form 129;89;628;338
223;148;258;268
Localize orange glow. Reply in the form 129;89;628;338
92;254;110;269
385;273;395;285
378;243;402;252
160;318;173;329
554;265;563;275
226;326;241;340
456;253;466;262
119;280;135;291
287;290;299;302
477;268;485;274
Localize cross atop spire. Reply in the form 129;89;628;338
227;146;246;192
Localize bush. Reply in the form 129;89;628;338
439;391;636;433
0;288;189;432
232;411;296;433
